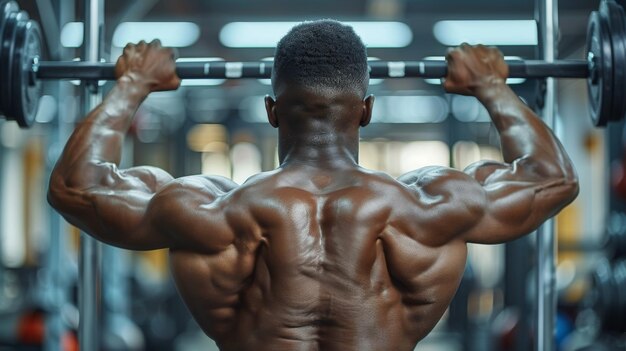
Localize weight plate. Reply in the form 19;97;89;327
2;10;27;123
0;1;18;60
613;260;626;332
0;10;20;121
590;258;618;331
11;20;41;127
601;1;626;123
586;11;614;127
0;1;18;119
614;230;626;260
608;226;626;260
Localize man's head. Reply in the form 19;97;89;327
271;20;370;97
265;19;374;155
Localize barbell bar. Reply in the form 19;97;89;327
33;59;591;80
0;0;624;128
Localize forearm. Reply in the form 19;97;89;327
476;83;576;180
51;79;149;188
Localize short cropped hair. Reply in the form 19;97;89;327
272;19;369;96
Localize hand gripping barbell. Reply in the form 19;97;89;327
0;0;624;128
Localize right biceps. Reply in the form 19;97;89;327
462;178;577;244
463;160;511;184
462;182;534;244
460;155;578;244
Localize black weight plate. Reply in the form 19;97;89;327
0;1;18;119
3;10;28;123
11;20;41;127
616;260;626;332
0;10;20;121
0;1;18;60
0;2;18;118
608;227;626;260
601;1;626;123
616;231;626;259
611;260;626;332
589;258;615;330
586;11;614;127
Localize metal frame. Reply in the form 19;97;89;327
43;0;76;349
65;0;563;349
78;0;104;350
536;0;559;350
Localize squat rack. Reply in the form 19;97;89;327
66;0;562;349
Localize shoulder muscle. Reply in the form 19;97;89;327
150;175;239;252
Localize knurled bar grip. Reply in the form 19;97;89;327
33;60;591;80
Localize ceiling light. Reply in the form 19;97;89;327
61;22;83;48
433;20;537;46
220;21;412;48
112;22;200;47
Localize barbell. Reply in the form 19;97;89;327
0;0;624;128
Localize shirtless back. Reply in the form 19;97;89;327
48;20;578;351
168;166;468;350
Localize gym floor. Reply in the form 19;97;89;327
1;0;625;350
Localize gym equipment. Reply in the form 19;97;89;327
605;212;626;260
0;0;626;127
0;309;78;350
536;0;558;349
587;258;626;333
607;228;626;260
78;1;103;351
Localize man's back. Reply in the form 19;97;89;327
169;166;468;351
47;40;578;351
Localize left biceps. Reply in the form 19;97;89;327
89;187;173;250
54;164;174;250
121;166;174;192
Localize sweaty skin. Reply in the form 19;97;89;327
48;41;578;350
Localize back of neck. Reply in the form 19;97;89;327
278;130;359;169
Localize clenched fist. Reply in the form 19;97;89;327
114;40;181;92
443;44;509;96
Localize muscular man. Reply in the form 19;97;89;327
48;20;578;351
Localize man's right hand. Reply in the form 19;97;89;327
50;38;180;251
443;44;509;96
114;40;181;92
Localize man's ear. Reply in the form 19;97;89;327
265;95;278;128
361;95;374;127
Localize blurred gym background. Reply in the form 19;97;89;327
1;0;625;350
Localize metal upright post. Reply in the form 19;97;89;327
44;1;76;350
536;0;559;350
0;125;4;295
79;0;104;350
